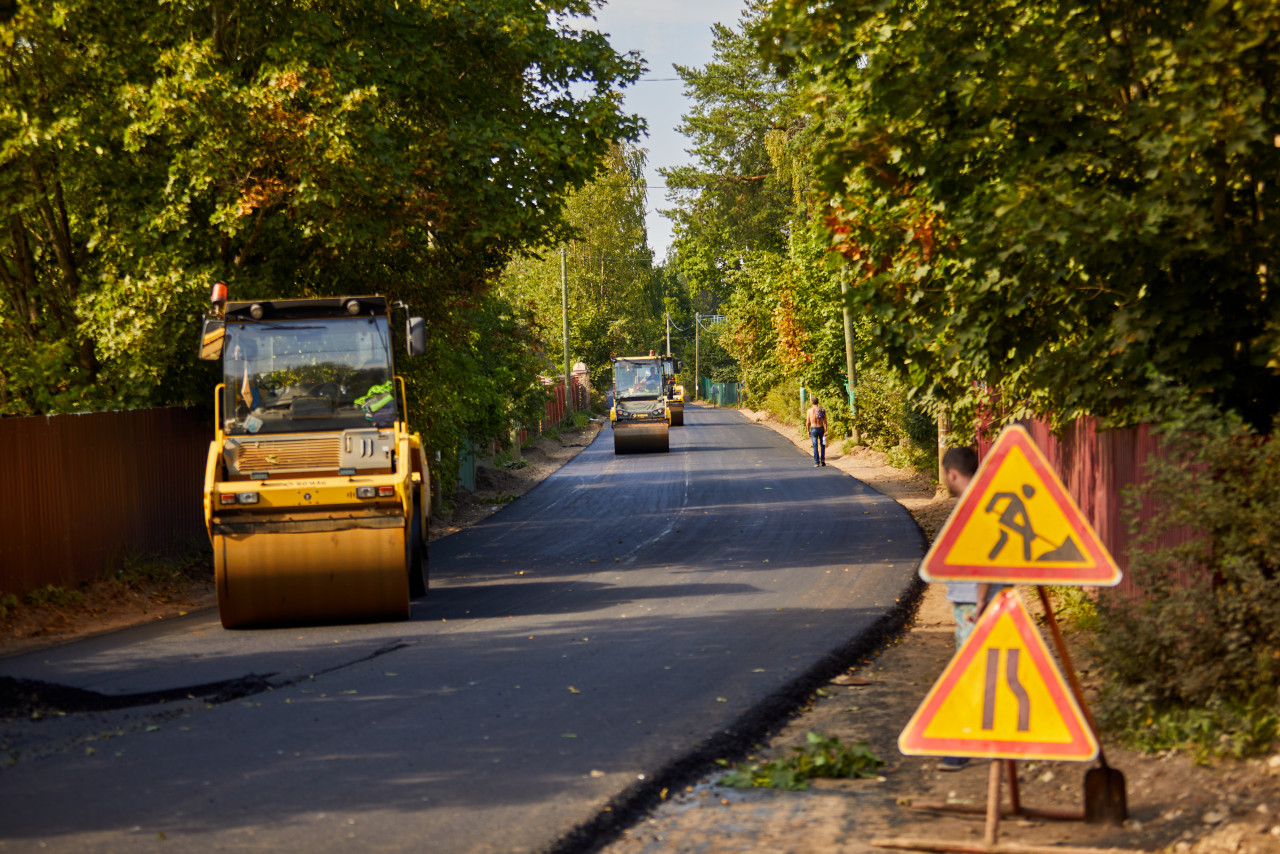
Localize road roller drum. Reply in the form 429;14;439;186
613;420;670;454
214;526;409;629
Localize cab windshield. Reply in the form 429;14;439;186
222;317;396;435
614;361;661;399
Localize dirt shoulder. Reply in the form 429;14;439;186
601;408;1280;854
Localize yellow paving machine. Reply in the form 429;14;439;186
197;285;430;628
661;356;684;426
610;354;670;454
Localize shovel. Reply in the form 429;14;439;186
1036;587;1128;825
1084;747;1128;824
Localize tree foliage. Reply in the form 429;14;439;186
659;3;928;455
0;0;642;424
500;142;681;391
661;0;795;306
760;0;1280;433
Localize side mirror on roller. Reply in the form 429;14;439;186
406;317;427;357
198;318;225;360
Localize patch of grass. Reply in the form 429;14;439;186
1107;695;1280;764
23;585;85;609
718;732;885;791
883;441;934;473
1045;585;1100;632
110;543;212;589
476;494;519;505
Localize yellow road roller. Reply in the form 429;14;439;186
197;286;431;628
610;354;670;454
661;356;684;426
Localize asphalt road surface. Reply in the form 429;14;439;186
0;404;924;854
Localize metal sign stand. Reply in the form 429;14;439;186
874;585;1136;854
873;757;1135;853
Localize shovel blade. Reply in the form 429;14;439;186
1084;766;1128;825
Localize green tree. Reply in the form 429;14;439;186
661;0;795;306
761;0;1280;433
500;142;664;391
0;0;642;417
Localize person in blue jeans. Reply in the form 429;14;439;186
806;396;827;467
938;445;1006;772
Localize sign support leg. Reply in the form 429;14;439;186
1004;760;1021;814
985;759;1003;847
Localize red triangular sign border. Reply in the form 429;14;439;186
899;589;1099;761
922;425;1122;586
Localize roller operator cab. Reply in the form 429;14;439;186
609;354;670;454
197;286;431;628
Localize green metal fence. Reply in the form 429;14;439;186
698;379;743;406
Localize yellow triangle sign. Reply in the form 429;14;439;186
899;589;1098;762
922;425;1121;586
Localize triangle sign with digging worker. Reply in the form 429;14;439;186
922;425;1122;587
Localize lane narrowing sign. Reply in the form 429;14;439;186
899;589;1099;762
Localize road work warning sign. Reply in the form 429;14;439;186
899;589;1099;762
921;425;1122;586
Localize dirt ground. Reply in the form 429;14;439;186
5;408;1280;853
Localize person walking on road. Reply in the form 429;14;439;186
937;445;1006;772
806;396;827;467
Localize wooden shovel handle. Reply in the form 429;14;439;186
1036;586;1110;769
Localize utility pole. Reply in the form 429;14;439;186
665;312;671;357
694;312;699;402
561;247;571;411
839;277;859;444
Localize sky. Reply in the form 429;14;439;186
580;0;749;263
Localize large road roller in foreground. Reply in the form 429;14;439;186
661;356;684;426
610;354;670;454
197;287;431;628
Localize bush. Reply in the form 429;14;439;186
23;585;85;609
718;732;884;790
760;382;804;427
1093;409;1280;760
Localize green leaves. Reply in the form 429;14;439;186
718;732;884;790
498;142;667;391
1095;409;1280;761
1;0;642;421
759;0;1280;433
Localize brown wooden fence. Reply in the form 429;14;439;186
0;408;212;596
975;417;1190;599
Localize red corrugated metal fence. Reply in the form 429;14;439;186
0;408;212;596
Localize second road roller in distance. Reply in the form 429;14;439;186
197;286;431;628
610;354;670;454
661;356;684;426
